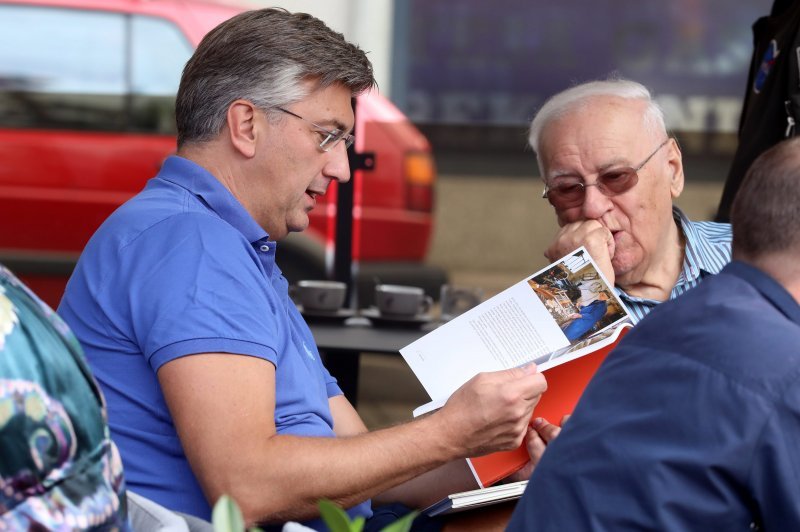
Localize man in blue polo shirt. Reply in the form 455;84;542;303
509;137;800;530
58;8;548;531
530;78;732;324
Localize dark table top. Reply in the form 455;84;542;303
307;316;439;354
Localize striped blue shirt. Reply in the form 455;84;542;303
618;207;732;324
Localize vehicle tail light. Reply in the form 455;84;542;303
404;151;436;212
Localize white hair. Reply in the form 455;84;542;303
528;78;667;172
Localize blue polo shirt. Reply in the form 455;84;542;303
58;156;371;526
509;261;800;530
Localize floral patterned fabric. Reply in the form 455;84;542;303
0;265;129;530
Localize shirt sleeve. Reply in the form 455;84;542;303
322;364;343;398
113;213;281;371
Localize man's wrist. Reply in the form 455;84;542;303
419;408;467;462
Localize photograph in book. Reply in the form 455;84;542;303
400;247;631;403
527;252;627;353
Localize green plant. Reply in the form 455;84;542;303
212;495;263;532
318;500;417;532
211;495;418;532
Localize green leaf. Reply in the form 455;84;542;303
318;499;354;532
351;515;366;532
379;510;418;532
212;495;245;532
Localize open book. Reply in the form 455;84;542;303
401;247;632;487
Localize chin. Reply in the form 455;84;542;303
287;223;310;235
611;251;642;280
287;213;311;233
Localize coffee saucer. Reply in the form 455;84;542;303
297;306;357;323
360;307;433;327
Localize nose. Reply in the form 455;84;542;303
323;141;351;184
580;182;614;220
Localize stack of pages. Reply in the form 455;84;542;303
423;480;528;516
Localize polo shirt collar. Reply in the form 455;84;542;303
158;156;269;244
724;260;800;326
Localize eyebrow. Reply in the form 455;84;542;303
548;156;635;181
315;117;351;133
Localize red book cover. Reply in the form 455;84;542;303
467;325;630;487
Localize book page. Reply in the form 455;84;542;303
411;322;633;418
401;247;631;403
401;280;565;400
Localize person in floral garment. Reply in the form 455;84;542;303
0;264;129;530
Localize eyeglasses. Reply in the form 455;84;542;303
542;138;671;210
273;107;354;152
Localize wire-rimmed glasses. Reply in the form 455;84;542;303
273;107;354;152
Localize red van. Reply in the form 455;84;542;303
0;0;442;308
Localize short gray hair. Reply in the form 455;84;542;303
176;8;375;147
528;78;667;168
732;137;800;259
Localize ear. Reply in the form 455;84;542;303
666;138;685;199
226;100;258;158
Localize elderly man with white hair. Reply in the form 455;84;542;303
530;78;732;323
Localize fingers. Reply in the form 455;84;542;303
440;363;571;463
509;419;565;481
544;221;615;285
505;363;548;400
524;425;548;465
545;220;609;260
439;366;550;457
602;224;616;259
515;361;538;375
504;425;546;483
531;417;562;443
574;225;616;285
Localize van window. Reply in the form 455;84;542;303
130;15;194;134
0;6;192;135
0;5;126;130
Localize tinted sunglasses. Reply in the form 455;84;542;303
542;138;671;210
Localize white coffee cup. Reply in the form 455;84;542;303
294;280;347;311
374;284;433;317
